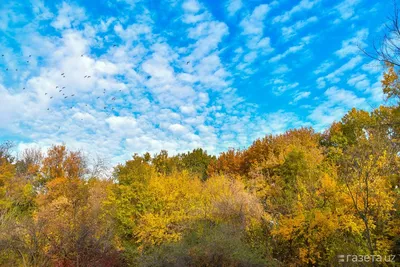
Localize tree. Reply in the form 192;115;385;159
207;148;246;177
362;1;400;68
180;148;216;180
322;105;400;258
0;213;50;267
151;150;181;176
40;145;87;184
15;147;43;180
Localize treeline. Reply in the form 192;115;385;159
0;65;399;266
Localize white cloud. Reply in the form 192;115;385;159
269;44;304;63
314;61;334;75
31;0;54;20
255;110;307;137
236;4;274;72
367;79;385;103
347;73;370;90
316;77;326;89
240;4;270;36
51;2;86;30
335;29;368;58
182;0;201;13
187;21;229;61
272;64;291;74
269;34;313;63
169;123;189;134
273;0;320;23
333;0;361;23
325;86;365;106
281;16;318;40
361;61;382;74
107;116;139;132
308;86;366;130
226;0;243;16
318;56;363;87
273;82;299;95
292;91;311;103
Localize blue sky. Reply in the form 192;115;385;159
0;0;391;164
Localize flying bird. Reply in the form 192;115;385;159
97;97;100;99
61;73;64;75
50;96;53;99
27;61;29;63
71;94;75;96
64;96;68;99
56;86;59;88
187;61;190;65
47;108;50;111
29;55;31;57
45;93;47;95
81;54;84;57
62;87;65;89
59;90;62;92
15;69;18;71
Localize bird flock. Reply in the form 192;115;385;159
1;52;192;123
0;52;128;121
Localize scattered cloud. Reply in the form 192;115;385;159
226;0;243;16
235;4;275;72
269;44;304;63
282;16;318;40
273;0;320;23
272;64;291;75
317;56;363;88
308;86;366;130
314;61;334;75
0;0;389;163
333;0;361;24
292;91;311;103
347;73;370;90
51;2;86;30
182;0;201;13
272;82;299;95
335;28;368;58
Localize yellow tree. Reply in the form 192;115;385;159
134;171;203;249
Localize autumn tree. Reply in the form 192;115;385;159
180;148;216;180
40;145;87;184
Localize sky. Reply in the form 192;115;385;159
0;0;392;164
